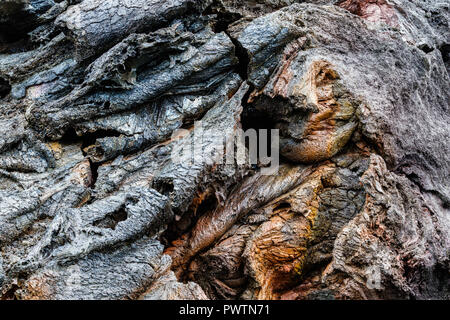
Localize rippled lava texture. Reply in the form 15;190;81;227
0;0;449;300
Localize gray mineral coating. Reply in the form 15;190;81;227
56;0;213;58
0;0;449;300
27;23;238;139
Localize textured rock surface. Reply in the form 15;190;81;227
0;0;448;300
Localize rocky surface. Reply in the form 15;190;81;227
0;0;449;300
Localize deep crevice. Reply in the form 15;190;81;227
440;44;450;63
57;127;122;154
161;191;219;250
58;127;122;189
0;77;11;99
203;1;243;34
273;202;291;212
1;284;19;300
0;1;45;54
88;157;100;188
418;43;434;54
439;43;449;72
79;130;122;155
228;33;249;80
240;96;284;167
93;205;128;230
202;1;249;80
153;179;175;196
58;127;80;145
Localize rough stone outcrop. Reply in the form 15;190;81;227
0;0;448;300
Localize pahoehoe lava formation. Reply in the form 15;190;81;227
0;0;449;300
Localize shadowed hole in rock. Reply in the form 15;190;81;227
57;128;122;189
440;44;450;60
88;158;100;187
228;33;250;80
204;1;250;80
58;127;80;145
0;1;41;54
1;284;19;300
273;202;291;212
153;179;174;196
203;1;242;34
241;101;284;166
161;191;218;251
439;43;449;70
93;205;128;230
79;129;122;154
58;127;122;150
0;77;11;98
418;43;434;54
57;127;121;164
